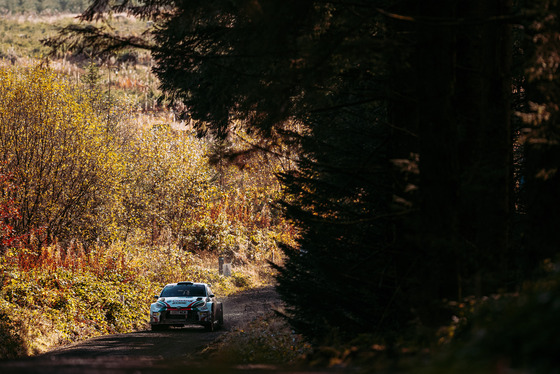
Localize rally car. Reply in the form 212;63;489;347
149;281;224;331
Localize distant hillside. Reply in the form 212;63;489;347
0;0;88;14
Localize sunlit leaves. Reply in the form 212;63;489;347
0;66;119;244
113;123;218;246
0;64;291;265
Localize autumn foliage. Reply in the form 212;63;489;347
0;65;287;258
0;66;118;246
0;63;289;358
0;164;20;248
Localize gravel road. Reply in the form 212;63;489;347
0;286;282;374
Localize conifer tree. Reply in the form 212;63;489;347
45;0;560;341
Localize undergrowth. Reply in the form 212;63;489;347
270;259;560;374
200;311;312;368
0;243;271;359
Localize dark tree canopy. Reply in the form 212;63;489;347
46;0;560;342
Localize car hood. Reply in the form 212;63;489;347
151;296;207;311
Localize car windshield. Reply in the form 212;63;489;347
160;284;207;297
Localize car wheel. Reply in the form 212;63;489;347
204;321;214;332
217;303;224;328
205;305;216;332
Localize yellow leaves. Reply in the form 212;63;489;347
0;64;121;242
0;64;293;262
113;123;219;244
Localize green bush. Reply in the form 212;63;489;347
231;272;251;288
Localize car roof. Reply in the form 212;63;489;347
164;281;208;287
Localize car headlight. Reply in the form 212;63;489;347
191;300;206;309
152;301;167;312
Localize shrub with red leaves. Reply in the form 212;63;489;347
0;164;22;249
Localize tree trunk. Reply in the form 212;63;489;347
455;0;512;296
409;0;513;301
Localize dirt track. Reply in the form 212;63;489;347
0;286;282;374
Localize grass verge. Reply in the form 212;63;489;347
197;311;312;371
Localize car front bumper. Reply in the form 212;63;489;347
150;309;210;325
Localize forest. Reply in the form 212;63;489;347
2;0;560;372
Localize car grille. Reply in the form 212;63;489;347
186;312;199;322
163;311;199;322
164;312;186;320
